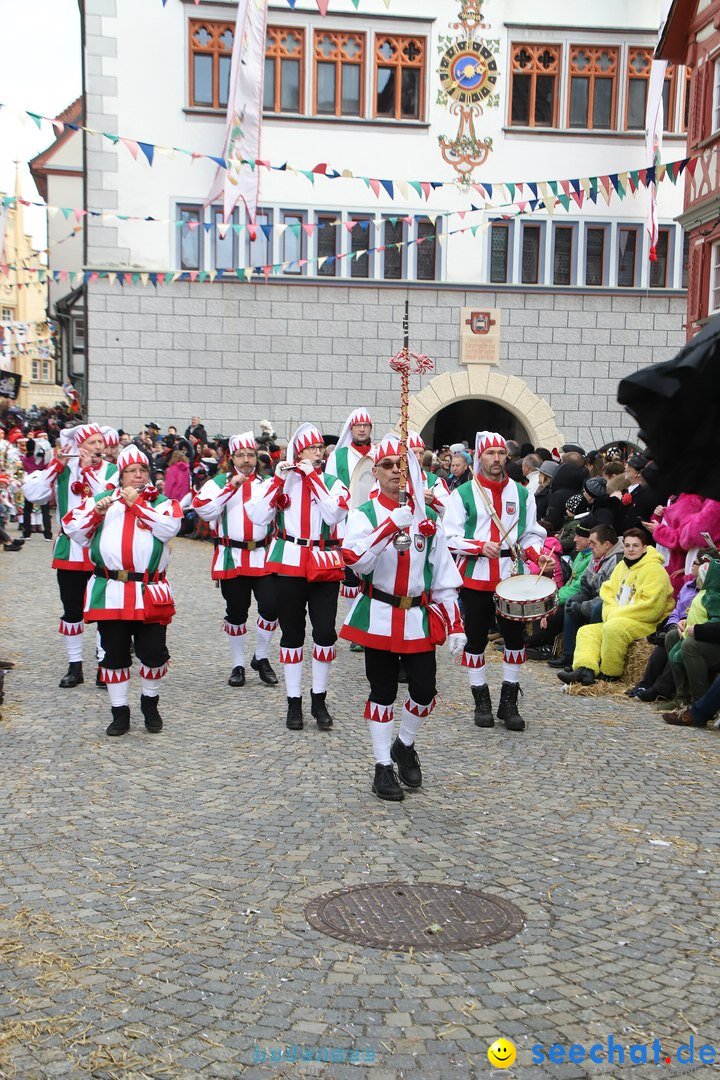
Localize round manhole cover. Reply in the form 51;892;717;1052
306;882;524;952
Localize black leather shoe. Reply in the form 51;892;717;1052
3;540;23;551
471;684;494;727
106;706;130;737
310;691;334;729
390;737;422;788
251;654;279;685
636;686;668;702
496;681;526;731
548;656;572;669
228;665;245;687
372;764;405;801
59;662;84;688
558;667;595;686
625;684;644;697
286;697;303;730
140;694;163;733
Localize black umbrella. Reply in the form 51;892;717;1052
617;313;720;502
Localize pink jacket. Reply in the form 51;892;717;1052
653;493;705;594
164;460;190;501
526;535;565;587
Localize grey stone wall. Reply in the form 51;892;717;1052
87;279;686;448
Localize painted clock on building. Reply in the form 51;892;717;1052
439;40;498;105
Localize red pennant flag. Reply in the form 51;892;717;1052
121;138;140;160
369;178;381;198
420;182;431;200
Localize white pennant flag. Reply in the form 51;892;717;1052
206;0;269;224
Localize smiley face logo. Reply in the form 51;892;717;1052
488;1038;517;1068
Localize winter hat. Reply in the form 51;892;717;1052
117;445;150;473
373;433;425;528
407;430;425;451
539;460;560;479
229;431;257;453
333;408;373;453
64;423;103;447
565;493;585;514
584;477;607;498
288;422;324;462
627;453;648;472
562;443;586;457
101;426;119;448
575;522;593;538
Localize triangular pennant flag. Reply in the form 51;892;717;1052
369;178;381;198
557;194;571;212
27;112;43;129
506;182;515;202
420;181;431;200
396;180;409;200
121;138;140;160
408;180;422;198
316;0;330;12
302;223;316;237
138;141;155;166
379;179;394;199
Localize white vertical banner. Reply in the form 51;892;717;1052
206;0;269;224
645;60;667;260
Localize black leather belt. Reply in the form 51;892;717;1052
360;583;427;610
499;548;514;557
214;536;269;550
280;531;340;550
94;568;166;583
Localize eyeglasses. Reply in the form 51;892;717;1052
376;460;401;470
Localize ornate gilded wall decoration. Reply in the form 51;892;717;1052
437;1;499;184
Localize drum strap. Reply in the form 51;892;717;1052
473;476;520;563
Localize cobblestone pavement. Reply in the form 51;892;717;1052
1;536;718;1080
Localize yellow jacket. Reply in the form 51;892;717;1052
600;548;673;627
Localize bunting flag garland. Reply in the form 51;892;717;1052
0;101;695;206
160;0;390;9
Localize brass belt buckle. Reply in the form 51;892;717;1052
399;595;412;610
117;569;130;583
246;540;257;551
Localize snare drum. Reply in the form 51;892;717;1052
494;574;558;622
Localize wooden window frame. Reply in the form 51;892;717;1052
350;216;373;278
553;224;574;285
316;214;339;277
313;30;365;118
373;34;426;121
189;20;234;110
585;225;607;286
489;223;510;284
681;68;691;132
281;210;307;275
212;206;237;271
520;224;542;284
509;43;561;128
625;48;677;132
709;240;720;315
713;57;720;134
415;218;438;281
681;231;690;290
649;228;671;289
617;226;640;287
264;26;305;115
568;45;619;130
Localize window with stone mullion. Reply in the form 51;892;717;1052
315;31;364;117
509;44;560;128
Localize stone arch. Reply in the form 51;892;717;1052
408;368;564;450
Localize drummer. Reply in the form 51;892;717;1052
444;431;547;732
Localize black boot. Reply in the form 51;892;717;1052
390;737;422;788
140;694;163;733
372;763;405;801
496;681;526;732
557;667;595;686
59;661;84;688
251;654;279;685
311;691;334;730
228;665;245;687
286;697;303;730
548;656;572;669
106;706;130;737
471;684;494;727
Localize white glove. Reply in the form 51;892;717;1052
276;460;294;476
389;505;413;529
447;633;467;658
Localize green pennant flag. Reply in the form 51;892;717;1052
235;268;246;281
131;272;140;285
289;223;301;238
199;271;208;282
60;207;72;219
557;194;571;211
300;170;316;184
548;180;558;196
104;133;120;145
408;180;423;198
27;112;43;129
506;182;515;202
629;169;639;187
471;225;479;237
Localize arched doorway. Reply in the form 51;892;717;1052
407;369;564;452
423;399;530;450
